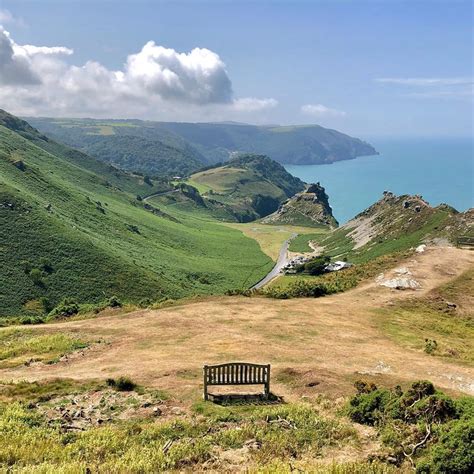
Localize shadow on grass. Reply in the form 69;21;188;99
209;392;284;406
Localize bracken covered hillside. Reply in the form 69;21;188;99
0;111;273;317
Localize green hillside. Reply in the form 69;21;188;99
0;112;273;317
310;192;473;263
24;117;207;177
27;117;377;175
183;154;305;221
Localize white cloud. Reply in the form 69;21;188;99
375;77;473;86
301;103;346;118
0;28;277;120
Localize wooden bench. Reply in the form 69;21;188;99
203;362;271;400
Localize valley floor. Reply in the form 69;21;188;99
2;246;473;399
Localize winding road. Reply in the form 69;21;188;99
251;233;297;289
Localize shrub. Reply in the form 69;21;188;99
424;339;438;354
348;380;470;471
48;298;80;319
264;280;333;299
417;419;474;474
106;376;137;392
396;392;457;424
348;387;392;425
20;316;45;325
304;255;330;276
107;296;122;308
29;268;44;286
354;380;378;394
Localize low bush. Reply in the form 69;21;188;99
106;376;137;392
264;280;335;299
348;380;473;472
107;296;122;308
20;315;45;325
417;419;474;474
424;339;437;354
48;298;80;319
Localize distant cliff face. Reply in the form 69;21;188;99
261;183;338;229
27;117;378;175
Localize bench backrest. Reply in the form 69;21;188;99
204;362;270;385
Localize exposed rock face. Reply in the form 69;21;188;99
334;192;472;253
261;182;338;229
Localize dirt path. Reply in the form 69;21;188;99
2;246;473;400
143;189;179;202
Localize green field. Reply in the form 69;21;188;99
0;113;274;317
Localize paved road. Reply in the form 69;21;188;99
251;233;297;289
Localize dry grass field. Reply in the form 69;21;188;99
2;246;472;402
1;245;473;472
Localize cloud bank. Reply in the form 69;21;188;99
0;27;277;119
301;103;346;118
375;77;473;99
375;77;473;86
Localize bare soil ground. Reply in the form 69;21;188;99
1;246;473;404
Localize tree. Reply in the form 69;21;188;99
304;256;330;276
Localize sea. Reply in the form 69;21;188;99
285;138;473;224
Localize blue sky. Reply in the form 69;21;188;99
0;0;472;138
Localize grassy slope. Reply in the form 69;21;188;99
310;195;469;264
189;166;287;203
24;117;207;177
184;155;305;222
0;123;273;316
376;268;474;365
288;232;328;252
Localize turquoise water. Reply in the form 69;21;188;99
285;138;473;224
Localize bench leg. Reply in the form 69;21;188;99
264;364;271;399
264;381;270;399
203;368;208;401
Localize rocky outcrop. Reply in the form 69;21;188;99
261;182;338;228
